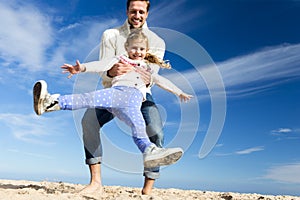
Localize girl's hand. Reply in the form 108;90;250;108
179;93;193;102
61;60;85;79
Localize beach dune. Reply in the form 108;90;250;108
0;179;299;200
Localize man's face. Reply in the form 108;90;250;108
127;1;149;28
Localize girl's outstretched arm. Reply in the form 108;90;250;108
60;57;119;79
152;73;193;102
61;60;85;79
179;93;193;102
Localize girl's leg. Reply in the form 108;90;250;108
33;80;115;115
59;86;153;152
59;88;114;110
33;81;184;168
112;107;153;153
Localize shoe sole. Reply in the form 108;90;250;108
144;149;183;168
33;80;47;115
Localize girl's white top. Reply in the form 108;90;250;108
82;55;183;100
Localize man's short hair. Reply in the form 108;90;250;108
127;0;150;12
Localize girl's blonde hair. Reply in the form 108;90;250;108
125;29;171;69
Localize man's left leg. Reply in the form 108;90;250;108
141;94;164;195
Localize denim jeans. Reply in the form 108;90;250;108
82;93;164;179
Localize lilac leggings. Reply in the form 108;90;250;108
58;86;153;153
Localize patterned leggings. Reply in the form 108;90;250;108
58;86;153;153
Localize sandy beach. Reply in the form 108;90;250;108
0;179;299;200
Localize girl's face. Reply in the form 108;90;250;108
126;39;148;60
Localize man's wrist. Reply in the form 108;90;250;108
146;75;153;88
107;70;114;78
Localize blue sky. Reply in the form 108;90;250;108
0;0;300;196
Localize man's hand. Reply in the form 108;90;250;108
107;60;133;77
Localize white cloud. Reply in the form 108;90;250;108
215;144;224;148
149;0;203;30
217;44;300;97
235;146;264;155
0;0;120;75
58;22;81;33
214;146;264;157
1;1;299;103
270;128;300;139
264;162;300;184
272;128;293;133
0;113;69;145
0;1;53;71
158;43;300;100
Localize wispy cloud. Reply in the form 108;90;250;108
0;113;70;145
58;22;81;32
158;43;300;100
149;0;203;30
2;1;300;102
215;144;224;148
0;0;121;93
215;146;265;156
217;44;300;97
235;146;265;155
264;162;300;184
0;1;119;71
0;1;53;71
270;127;300;140
272;128;293;133
0;0;202;76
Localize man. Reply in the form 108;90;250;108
81;0;166;195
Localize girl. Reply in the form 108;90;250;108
33;29;192;168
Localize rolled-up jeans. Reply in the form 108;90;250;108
82;93;164;179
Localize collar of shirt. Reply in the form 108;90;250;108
122;19;149;35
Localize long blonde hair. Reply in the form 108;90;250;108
125;29;171;69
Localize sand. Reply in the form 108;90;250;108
0;179;299;200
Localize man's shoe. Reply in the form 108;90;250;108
143;145;183;168
33;80;60;115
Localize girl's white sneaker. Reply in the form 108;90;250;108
33;80;60;115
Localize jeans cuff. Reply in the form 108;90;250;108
85;157;102;165
144;167;160;179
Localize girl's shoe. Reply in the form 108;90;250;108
33;80;60;115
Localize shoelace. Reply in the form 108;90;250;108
150;147;166;154
44;93;58;109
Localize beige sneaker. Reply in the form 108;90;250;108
33;80;60;115
143;144;183;168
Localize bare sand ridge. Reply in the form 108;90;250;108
0;179;299;200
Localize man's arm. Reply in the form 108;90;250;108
100;30;133;86
99;30;117;85
145;28;166;60
107;60;134;77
